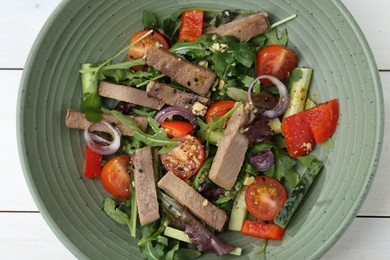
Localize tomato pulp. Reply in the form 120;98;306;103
256;44;297;87
205;100;236;123
245;176;287;221
160;135;205;179
161;120;194;137
127;29;169;70
101;154;132;198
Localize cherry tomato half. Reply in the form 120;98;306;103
127;30;169;70
256;45;297;87
160;135;205;179
101;154;132;199
245;176;287;221
205;100;236;123
161;120;194;137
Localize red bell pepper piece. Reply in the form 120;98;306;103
241;220;285;240
84;146;102;178
179;10;204;42
305;99;339;144
281;111;315;158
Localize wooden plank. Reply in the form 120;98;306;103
0;213;75;259
0;0;61;68
0;70;38;211
342;0;390;70
323;218;390;259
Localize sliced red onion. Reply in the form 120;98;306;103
90;133;112;145
155;106;197;126
84;121;121;155
248;75;290;118
250;149;274;172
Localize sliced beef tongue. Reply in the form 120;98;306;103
144;45;216;96
205;12;270;42
158;171;228;232
133;146;160;226
98;81;164;110
209;104;250;190
65;109;147;136
146;80;212;116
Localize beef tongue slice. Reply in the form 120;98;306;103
144;45;216;96
209;104;250;190
133;146;160;226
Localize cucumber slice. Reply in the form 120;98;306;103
274;159;323;229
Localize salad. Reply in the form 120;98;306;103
65;7;339;259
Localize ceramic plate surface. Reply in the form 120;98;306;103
17;0;384;259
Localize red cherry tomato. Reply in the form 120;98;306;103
256;45;297;87
101;155;132;199
205;100;236;123
161;120;194;137
127;30;169;70
179;10;204;42
305;99;339;144
160;135;205;179
245;176;287;221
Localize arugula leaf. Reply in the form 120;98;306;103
170;34;256;76
103;197;137;237
139;240;165;260
143;10;158;28
248;142;274;154
192;157;214;191
289;68;303;83
297;154;318;167
163;18;181;38
121;137;142;155
165;242;180;260
263;28;288;46
80;92;103;122
111;111;179;154
231;42;256;68
138;213;169;246
264;147;300;188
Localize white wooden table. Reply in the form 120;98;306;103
1;0;389;259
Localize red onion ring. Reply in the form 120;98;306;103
84;121;121;155
155;106;197;126
248;75;290;118
90;133;112;145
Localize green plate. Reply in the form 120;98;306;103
17;0;384;259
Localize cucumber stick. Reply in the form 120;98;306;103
274;159;323;229
228;185;248;231
284;68;313;118
163;226;243;256
268;117;282;134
